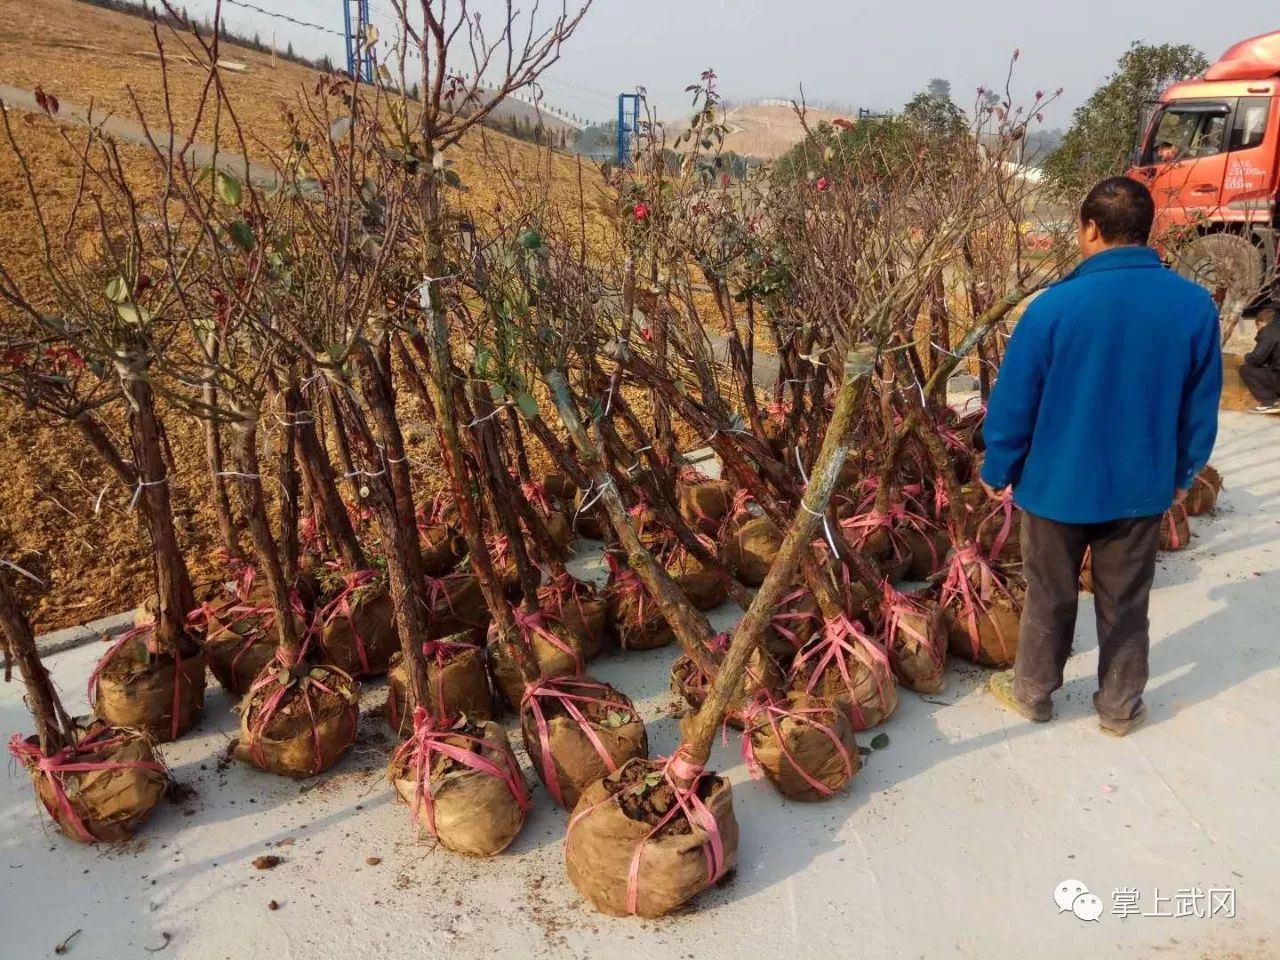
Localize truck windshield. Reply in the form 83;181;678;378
1132;101;1159;165
1143;102;1232;164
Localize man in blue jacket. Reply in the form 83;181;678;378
981;177;1221;736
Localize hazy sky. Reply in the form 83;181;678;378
195;1;1274;128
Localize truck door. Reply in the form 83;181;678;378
1132;99;1234;241
1224;96;1276;222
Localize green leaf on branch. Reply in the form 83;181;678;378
474;347;494;377
105;276;130;304
215;171;243;207
516;229;543;251
115;302;151;324
229;220;255;252
515;392;540;419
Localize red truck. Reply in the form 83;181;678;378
1128;31;1279;307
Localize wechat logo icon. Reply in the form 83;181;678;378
1054;879;1103;922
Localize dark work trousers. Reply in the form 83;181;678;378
1239;364;1280;405
1013;511;1162;723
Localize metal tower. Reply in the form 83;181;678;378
343;0;374;83
616;93;641;169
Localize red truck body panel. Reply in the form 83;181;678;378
1127;31;1280;248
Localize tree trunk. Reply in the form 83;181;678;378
679;344;875;771
277;383;302;585
199;332;241;559
546;370;720;677
0;574;69;754
73;412;137;489
117;356;195;653
295;399;366;571
230;416;300;657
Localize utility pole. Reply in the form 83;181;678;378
343;0;374;84
616;93;641;169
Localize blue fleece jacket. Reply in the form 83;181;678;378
980;246;1222;524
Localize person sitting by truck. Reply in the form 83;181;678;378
1240;311;1280;414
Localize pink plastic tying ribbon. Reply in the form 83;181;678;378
519;479;554;517
1165;506;1186;549
790;615;892;730
608;563;652;648
880;584;943;671
565;749;728;916
974;488;1016;561
521;677;633;806
386;637;482;732
243;649;356;776
316;568;380;674
189;596;275;685
769;587;820;652
740;694;853;797
940;545;1015;660
513;606;583;675
8;728;165;842
87;623;189;742
392;707;530;841
539;574;599;649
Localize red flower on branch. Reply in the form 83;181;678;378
632;202;650;221
816;176;831;193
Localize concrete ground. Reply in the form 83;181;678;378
2;412;1278;960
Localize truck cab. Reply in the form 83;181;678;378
1128;31;1280;309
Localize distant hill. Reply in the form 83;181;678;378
720;101;849;159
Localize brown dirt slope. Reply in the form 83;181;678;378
0;0;617;631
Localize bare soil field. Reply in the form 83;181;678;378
0;0;624;631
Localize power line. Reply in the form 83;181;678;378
220;0;344;38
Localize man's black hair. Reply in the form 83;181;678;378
1080;177;1156;246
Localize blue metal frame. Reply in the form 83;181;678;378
616;93;641;169
344;0;374;84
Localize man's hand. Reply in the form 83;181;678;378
1174;488;1189;507
981;480;1010;501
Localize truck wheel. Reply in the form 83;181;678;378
1171;233;1265;309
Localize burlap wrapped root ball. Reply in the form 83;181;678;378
488;616;585;708
520;678;649;809
1160;503;1192;552
317;578;399;677
200;598;302;696
790;618;899;731
389;717;530;857
9;723;169;843
1184;465;1222;516
743;692;859;802
90;628;206;743
571;487;608;540
765;588;822;666
235;662;360;778
721;515;782;587
540;577;611;662
565;757;739;918
386;639;492;736
844;517;912;583
881;592;948;694
677;479;734;536
667;552;728;612
419;523;467;576
543;473;578;503
606;572;675;651
959;486;1022;565
900;525;951;581
942;551;1024;668
425;572;492;644
670;647;783;729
